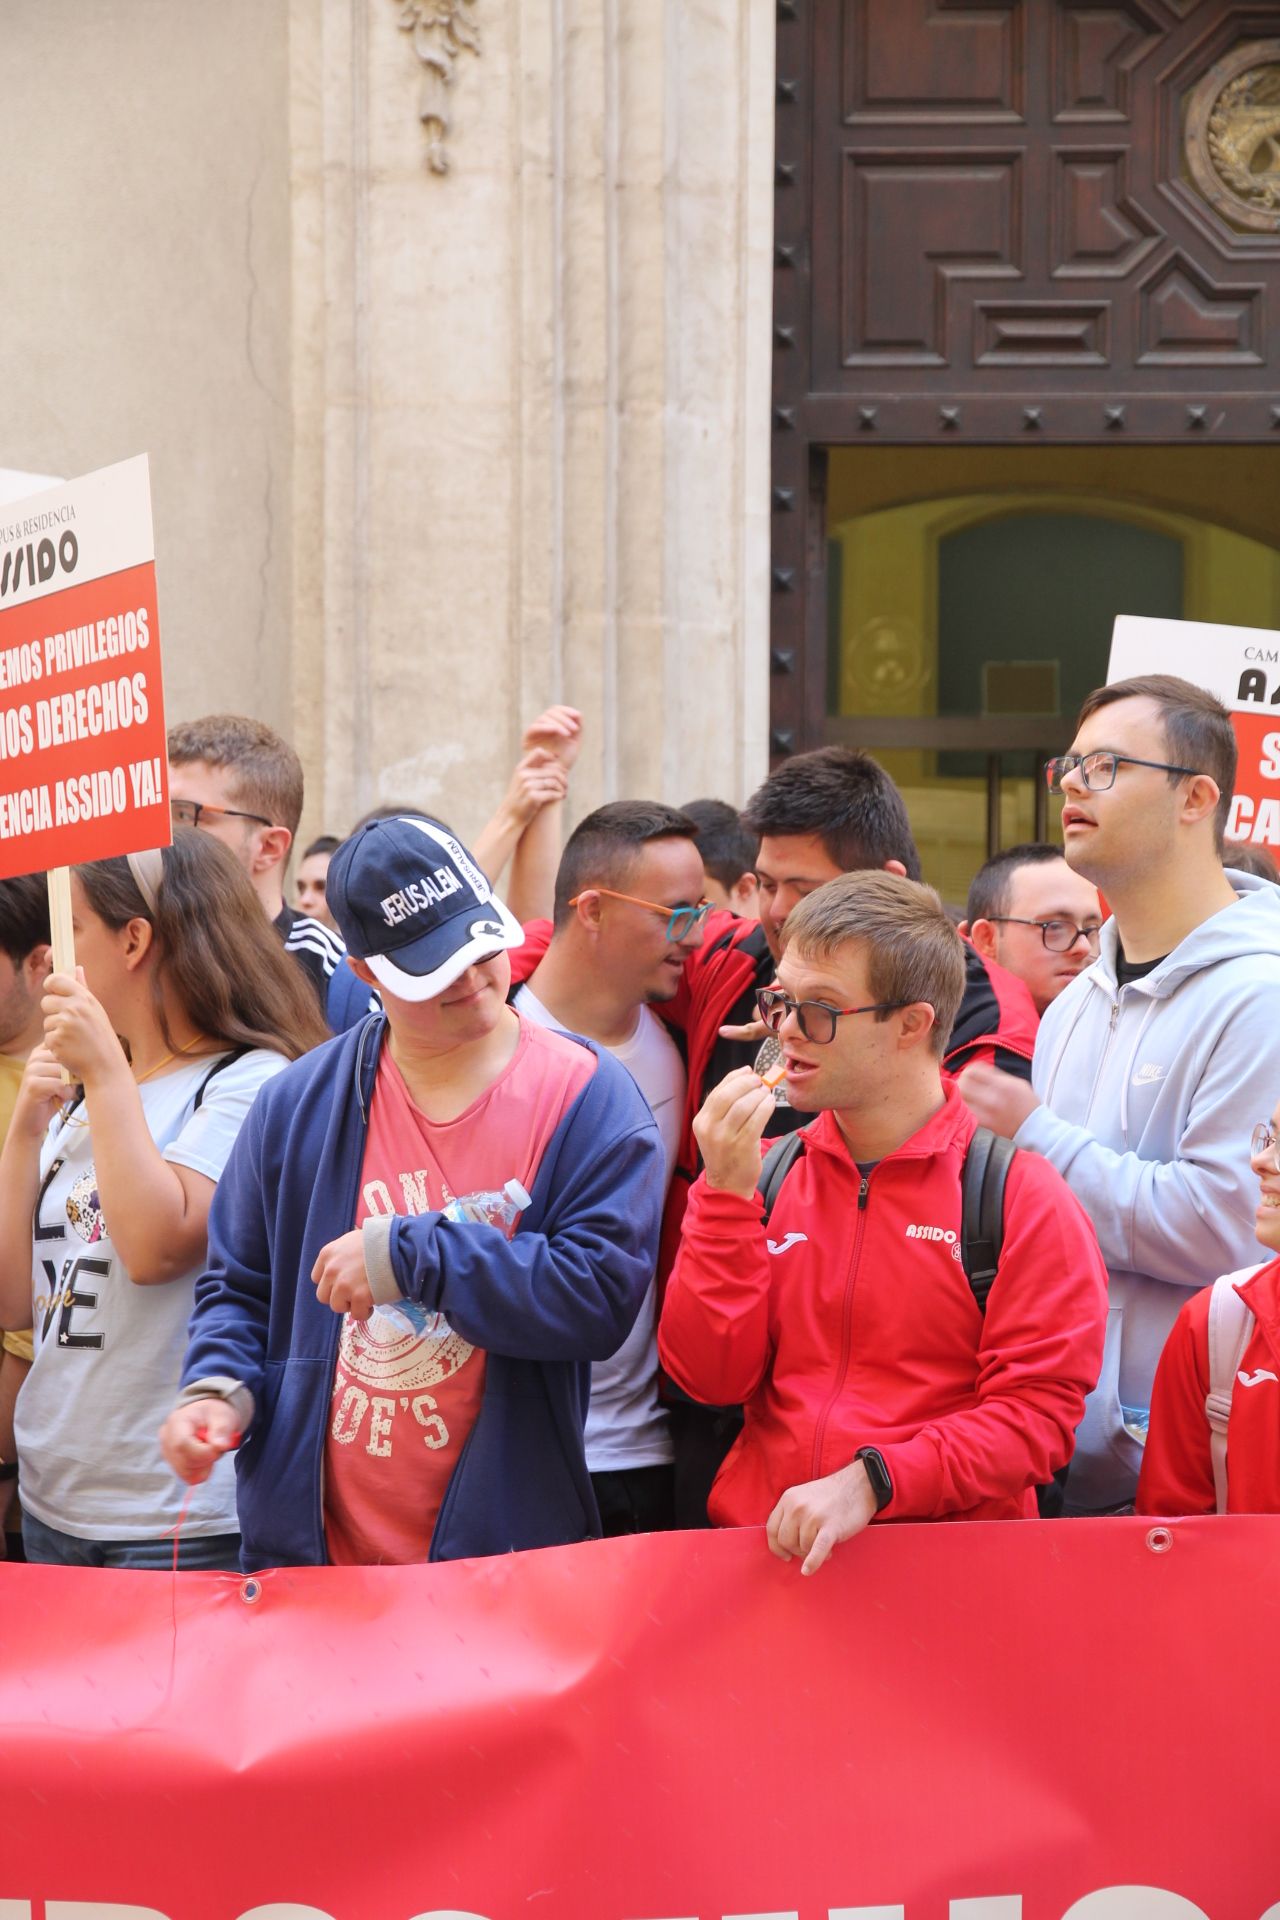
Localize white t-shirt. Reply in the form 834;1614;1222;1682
513;983;683;1471
16;1046;288;1541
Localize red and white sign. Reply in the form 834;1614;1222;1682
1109;614;1280;849
1;1518;1278;1920
0;456;167;879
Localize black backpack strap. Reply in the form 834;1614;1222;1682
960;1126;1016;1315
192;1043;252;1112
756;1132;807;1227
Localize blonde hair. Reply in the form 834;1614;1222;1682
781;870;965;1058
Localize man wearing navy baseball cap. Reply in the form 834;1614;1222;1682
161;816;666;1568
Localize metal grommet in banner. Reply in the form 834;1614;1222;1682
1145;1526;1173;1555
240;1576;263;1604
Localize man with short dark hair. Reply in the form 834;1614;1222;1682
680;797;759;916
659;871;1106;1571
656;746;1039;1520
723;745;1037;1087
168;714;360;1023
961;674;1280;1512
0;874;51;1558
961;842;1103;1015
513;801;706;1534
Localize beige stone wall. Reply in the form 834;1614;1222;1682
294;0;775;851
3;0;774;862
1;0;295;736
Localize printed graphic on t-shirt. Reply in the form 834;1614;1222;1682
66;1168;106;1244
324;1169;497;1566
35;1162;110;1351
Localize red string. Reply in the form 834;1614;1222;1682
164;1482;196;1702
170;1483;195;1578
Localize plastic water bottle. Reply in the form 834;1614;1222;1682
1121;1404;1150;1445
442;1178;532;1232
372;1179;532;1338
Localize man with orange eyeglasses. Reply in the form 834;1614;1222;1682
511;801;709;1533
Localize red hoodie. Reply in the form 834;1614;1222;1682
1137;1257;1280;1516
657;1083;1107;1525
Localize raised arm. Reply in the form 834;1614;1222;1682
472;746;568;889
505;706;583;923
41;972;216;1286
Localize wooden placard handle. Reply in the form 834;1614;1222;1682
47;867;75;1086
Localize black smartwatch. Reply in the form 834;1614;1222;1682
854;1446;893;1512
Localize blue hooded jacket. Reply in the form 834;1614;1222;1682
180;1013;665;1568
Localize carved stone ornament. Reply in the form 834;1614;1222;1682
394;0;480;175
1185;40;1280;234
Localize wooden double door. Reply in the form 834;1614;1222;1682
771;0;1280;761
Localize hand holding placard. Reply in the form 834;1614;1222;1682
1109;614;1280;854
0;458;170;1078
0;456;170;880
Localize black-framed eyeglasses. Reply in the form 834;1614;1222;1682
1251;1121;1280;1174
986;916;1103;955
1044;751;1202;795
755;987;910;1047
171;798;274;832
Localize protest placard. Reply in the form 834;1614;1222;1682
1109;613;1280;848
0;455;168;883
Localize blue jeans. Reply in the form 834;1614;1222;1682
21;1509;241;1571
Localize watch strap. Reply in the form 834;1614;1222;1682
855;1445;893;1512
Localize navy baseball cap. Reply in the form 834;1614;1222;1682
326;816;524;1001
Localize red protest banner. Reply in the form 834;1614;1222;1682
0;1518;1277;1920
0;457;168;880
1109;615;1280;851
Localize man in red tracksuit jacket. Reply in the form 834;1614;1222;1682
658;870;1107;1571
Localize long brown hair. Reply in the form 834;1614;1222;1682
75;829;329;1060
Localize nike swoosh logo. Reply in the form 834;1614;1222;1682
767;1232;808;1255
1237;1368;1279;1389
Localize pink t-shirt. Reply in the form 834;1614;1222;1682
324;1015;595;1565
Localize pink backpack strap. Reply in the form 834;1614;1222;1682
1205;1271;1257;1515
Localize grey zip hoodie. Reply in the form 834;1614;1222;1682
1016;870;1280;1513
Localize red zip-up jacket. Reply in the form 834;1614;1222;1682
1137;1257;1280;1515
657;1083;1107;1524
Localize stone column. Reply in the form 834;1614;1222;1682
291;0;775;849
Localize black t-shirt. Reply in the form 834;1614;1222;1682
1114;942;1168;989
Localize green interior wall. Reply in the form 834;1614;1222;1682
825;446;1280;903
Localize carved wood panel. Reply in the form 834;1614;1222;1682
770;0;1280;757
